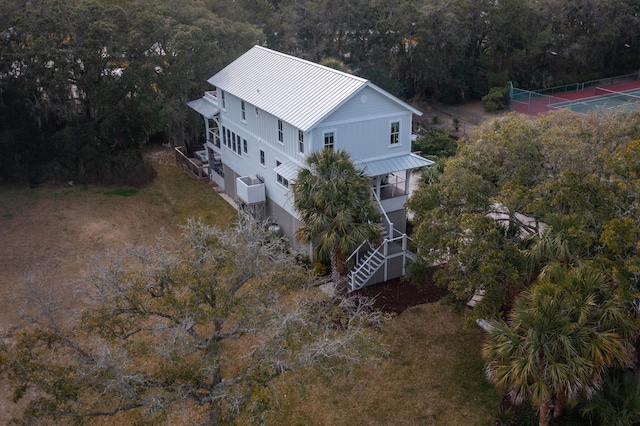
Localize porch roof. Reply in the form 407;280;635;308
187;98;220;118
273;161;302;182
355;153;434;177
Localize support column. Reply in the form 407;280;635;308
404;170;411;195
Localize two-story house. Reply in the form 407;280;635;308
188;45;433;289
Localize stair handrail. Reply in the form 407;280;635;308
349;240;386;290
346;238;374;265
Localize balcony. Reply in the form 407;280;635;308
236;176;265;205
376;173;407;213
204;91;218;104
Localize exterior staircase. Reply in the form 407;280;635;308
346;191;416;291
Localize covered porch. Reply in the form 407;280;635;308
357;153;434;214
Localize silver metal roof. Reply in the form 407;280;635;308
355;153;435;177
273;161;302;182
208;46;421;131
187;98;220;118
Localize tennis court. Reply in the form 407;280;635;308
510;73;640;115
549;87;640;114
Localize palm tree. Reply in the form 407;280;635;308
483;264;635;426
292;149;381;282
574;368;640;426
524;213;595;274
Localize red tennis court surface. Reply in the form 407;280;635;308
512;79;640;116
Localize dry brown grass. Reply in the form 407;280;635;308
0;149;500;425
0;151;237;423
265;303;500;426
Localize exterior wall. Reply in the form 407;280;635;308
310;86;414;161
223;164;239;199
386;209;407;234
219;89;308;161
217;89;301;221
265;196;311;256
203;84;421;269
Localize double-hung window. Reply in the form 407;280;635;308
241;101;246;121
277;119;283;143
323;131;334;150
390;121;400;145
298;130;304;154
220;90;226;109
259;149;265;166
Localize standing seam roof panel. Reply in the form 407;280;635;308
208;46;368;131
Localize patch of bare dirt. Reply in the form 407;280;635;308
414;100;508;138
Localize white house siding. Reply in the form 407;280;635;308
311;87;414;162
189;46;429;269
322;86;407;124
219;90;307;163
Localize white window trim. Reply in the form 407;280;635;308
323;129;337;150
277;119;284;144
298;130;305;155
241;101;246;123
389;119;401;147
259;149;266;167
275;159;289;188
220;90;226;110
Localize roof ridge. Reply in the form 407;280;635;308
253;45;368;84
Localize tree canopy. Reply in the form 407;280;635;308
0;0;262;184
408;109;640;423
0;219;387;424
2;0;639;184
483;264;635;426
408;110;640;320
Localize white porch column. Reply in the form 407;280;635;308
404;169;411;195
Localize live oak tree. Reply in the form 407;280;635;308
408;109;640;423
0;219;388;424
408;110;640;320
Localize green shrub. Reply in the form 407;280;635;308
481;86;509;112
412;130;457;158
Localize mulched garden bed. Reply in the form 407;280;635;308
356;270;449;314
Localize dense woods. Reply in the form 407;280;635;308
1;0;639;184
3;1;640;424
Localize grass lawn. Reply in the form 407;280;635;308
266;303;501;426
0;150;500;425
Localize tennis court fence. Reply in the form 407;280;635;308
510;72;640;115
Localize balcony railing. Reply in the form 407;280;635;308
174;146;208;179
